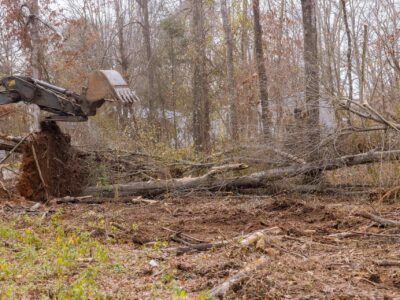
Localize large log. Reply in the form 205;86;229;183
83;150;400;197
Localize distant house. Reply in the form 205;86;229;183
269;92;337;135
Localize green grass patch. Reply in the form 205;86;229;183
0;211;108;299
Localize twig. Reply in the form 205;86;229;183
351;231;400;238
31;144;49;202
329;231;400;239
378;186;400;203
164;241;229;255
53;195;94;204
0;180;11;199
110;222;129;232
269;242;307;259
0;133;31;164
360;278;378;287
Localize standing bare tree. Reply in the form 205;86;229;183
27;0;43;131
191;0;210;153
252;0;270;141
137;0;156;121
221;0;238;140
240;0;249;64
114;0;129;81
341;0;353;103
301;0;321;179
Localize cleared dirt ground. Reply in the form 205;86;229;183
1;193;400;299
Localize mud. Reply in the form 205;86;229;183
16;121;89;202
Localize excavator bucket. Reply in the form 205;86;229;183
85;70;139;105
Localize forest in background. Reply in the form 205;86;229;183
0;0;397;162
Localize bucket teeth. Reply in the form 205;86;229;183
116;88;139;103
116;88;138;103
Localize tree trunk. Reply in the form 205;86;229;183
191;0;210;153
114;0;133;128
115;0;129;80
252;0;270;141
220;0;239;140
240;0;249;63
28;0;43;132
301;0;321;180
138;0;156;121
341;0;353;103
169;35;179;149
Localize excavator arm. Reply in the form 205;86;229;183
0;70;138;122
0;90;16;105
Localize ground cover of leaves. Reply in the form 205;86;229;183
1;194;400;299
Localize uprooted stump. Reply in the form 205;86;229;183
16;121;89;202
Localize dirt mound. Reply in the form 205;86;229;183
16;121;89;202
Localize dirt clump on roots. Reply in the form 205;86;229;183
16;121;89;202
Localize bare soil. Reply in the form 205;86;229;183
3;193;399;299
0;195;400;299
16;121;89;202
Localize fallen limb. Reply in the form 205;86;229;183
164;227;283;255
83;150;400;197
353;211;400;227
374;260;400;267
328;231;400;239
31;144;49;202
209;257;269;299
52;195;96;204
164;241;229;255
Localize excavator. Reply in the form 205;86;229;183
0;70;138;122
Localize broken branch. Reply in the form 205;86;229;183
353;211;400;227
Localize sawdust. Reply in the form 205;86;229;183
16;121;89;202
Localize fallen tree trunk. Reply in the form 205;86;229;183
83;150;400;198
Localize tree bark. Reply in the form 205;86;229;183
115;0;129;80
240;0;249;63
301;0;321;181
114;0;134;128
28;0;43;132
191;0;210;153
221;0;239;140
138;0;156;121
252;0;270;141
341;0;353;103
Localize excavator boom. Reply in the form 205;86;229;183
0;70;138;122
